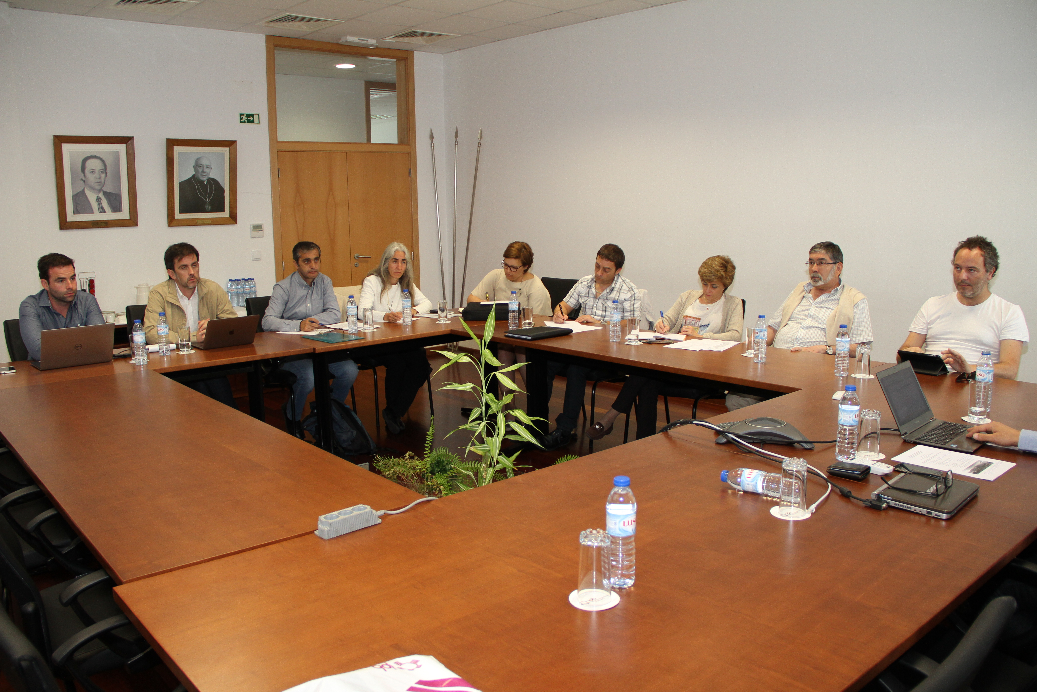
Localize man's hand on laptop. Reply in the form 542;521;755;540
196;319;209;341
300;317;321;332
941;348;970;374
967;421;1020;447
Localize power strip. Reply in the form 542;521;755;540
315;505;381;539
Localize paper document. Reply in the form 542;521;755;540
278;329;331;335
663;339;741;352
892;445;1015;481
323;323;381;331
282;654;480;692
627;333;684;343
542;320;601;333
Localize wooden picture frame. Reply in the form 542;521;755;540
167;139;237;226
54;135;138;230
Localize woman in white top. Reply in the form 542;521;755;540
466;241;552;316
358;242;433;435
592;255;743;441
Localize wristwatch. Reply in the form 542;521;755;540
825;345;834;355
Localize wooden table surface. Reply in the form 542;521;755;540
114;371;1037;691
0;370;420;583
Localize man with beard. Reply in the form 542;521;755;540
900;236;1028;379
767;241;872;356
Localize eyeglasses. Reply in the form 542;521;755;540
501;261;524;272
886;463;953;498
805;260;838;268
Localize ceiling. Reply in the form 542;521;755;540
8;0;684;53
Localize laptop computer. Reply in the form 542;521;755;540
871;463;979;519
192;315;260;350
897;350;950;376
876;360;982;453
30;323;115;370
504;326;573;341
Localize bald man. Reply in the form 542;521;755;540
178;155;226;214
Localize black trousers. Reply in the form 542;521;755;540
185;376;237;410
610;374;662;440
368;347;431;418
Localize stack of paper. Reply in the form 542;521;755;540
541;320;601;333
664;339;741;352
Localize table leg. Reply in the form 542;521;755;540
312;353;334;451
525;349;550;436
247;362;265;420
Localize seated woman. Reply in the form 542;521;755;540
591;255;743;441
359;242;433;435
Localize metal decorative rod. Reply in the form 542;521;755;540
451;127;459;307
429;129;446;299
459;129;483;306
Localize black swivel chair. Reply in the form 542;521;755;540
245;296;300;434
540;277;581;320
124;305;146;329
4;319;29;363
0;486;95;576
0;607;64;692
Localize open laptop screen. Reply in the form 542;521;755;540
878;361;933;430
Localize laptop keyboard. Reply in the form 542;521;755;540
915;421;969;445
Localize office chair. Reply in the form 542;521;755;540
0;486;95;576
540;277;581;320
4;319;29;362
868;595;1016;692
124;305;146;329
0;518;158;692
245;296;301;435
0;439;33;495
0;607;63;692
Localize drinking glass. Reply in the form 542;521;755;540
362;308;376;332
772;457;809;520
857;409;884;461
521;306;534;328
853;344;873;379
437;299;450;323
177;328;193;354
742;328;754;357
576;529;612;607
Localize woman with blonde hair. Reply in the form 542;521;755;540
591;255;742;441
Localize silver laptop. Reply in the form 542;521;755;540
876;360;982;453
191;315;260;350
30;323;115;370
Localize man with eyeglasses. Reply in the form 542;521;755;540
767;241;872;356
899;236;1028;380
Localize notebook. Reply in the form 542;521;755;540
30;323;115;371
871;463;979;519
876;360;982;453
897;350;950;376
460;302;510;322
504;326;574;341
191;315;260;350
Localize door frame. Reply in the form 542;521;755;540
265;36;418;283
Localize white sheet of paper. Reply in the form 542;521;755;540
277;329;332;335
663;339;740;352
322;323;381;331
628;333;684;343
891;445;1015;481
542;320;601;333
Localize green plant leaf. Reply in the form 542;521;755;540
460;318;479;343
508;421;543;446
509;409;538;425
481;348;502;367
440;383;476;392
496;373;520;391
495;362;526;374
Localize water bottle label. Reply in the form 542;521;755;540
838;404;860;426
157;324;168;337
977;366;993;384
133;332;145;345
606;505;636;536
739;469;765;494
836;337;849;354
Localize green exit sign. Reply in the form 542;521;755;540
239;113;261;124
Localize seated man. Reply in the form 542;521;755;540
144;243;238;408
900;235;1028;379
262;241;359;437
19;253;104;361
541;243;640;450
967;421;1037;452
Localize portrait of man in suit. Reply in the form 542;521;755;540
71;154;122;215
178;155;226;214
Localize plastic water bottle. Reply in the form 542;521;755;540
970;351;994;421
402;290;412;325
248;278;256;299
131;320;148;365
226;279;234;304
753;315;767;363
508;291;520;329
721;468;782;498
609;299;621;342
836;385;861;461
346;295;358;335
605;476;636;588
156;311;170;356
834;324;850;376
228;279;238;307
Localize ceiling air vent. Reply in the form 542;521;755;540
383;30;457;45
263;13;343;31
108;0;196;14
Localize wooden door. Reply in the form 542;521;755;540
346;152;413;284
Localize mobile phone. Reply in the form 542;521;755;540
0;366;15;374
828;461;870;481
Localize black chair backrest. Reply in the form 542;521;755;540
124;305;146;329
0;517;50;658
540;277;580;320
4;320;29;362
0;609;62;692
741;298;746;317
245;296;270;332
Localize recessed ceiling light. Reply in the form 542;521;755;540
336;63;355;69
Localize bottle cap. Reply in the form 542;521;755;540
133;319;141;324
758;315;765;318
981;351;990;355
159;312;165;316
839;324;847;328
613;475;630;487
845;385;857;391
720;470;729;482
349;295;354;299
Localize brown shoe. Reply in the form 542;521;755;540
588;422;614;441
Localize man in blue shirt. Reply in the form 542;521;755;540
263;241;359;436
968;422;1037;453
18;253;104;361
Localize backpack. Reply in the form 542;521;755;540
301;399;376;457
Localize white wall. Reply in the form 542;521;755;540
0;4;273;362
275;74;367;143
413;51;449;303
437;0;1037;381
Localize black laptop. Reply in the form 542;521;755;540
504;326;573;341
897;350;950;376
872;463;979;519
876;360;982;453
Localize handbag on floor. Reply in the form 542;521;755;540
301;399;376;457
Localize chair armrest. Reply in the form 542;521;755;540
1006;557;1037;585
59;570;112;607
51;615;133;668
26;508;63;534
0;485;42;512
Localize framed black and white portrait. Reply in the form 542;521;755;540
167;139;237;226
54;135;138;230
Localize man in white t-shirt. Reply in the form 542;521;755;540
900;236;1028;379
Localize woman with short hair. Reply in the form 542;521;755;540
467;241;552;316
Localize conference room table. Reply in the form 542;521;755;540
4;317;1036;690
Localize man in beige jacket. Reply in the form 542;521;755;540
144;242;238;407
